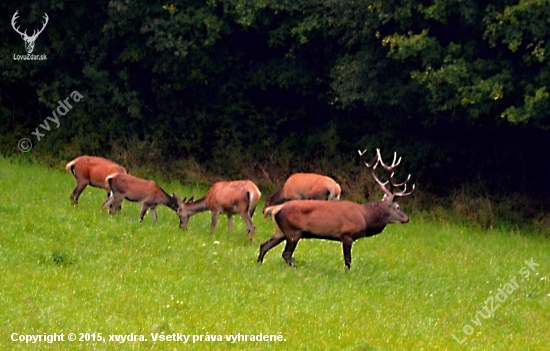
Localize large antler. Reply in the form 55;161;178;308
358;149;392;199
376;149;414;197
11;11;49;39
11;11;26;37
358;148;415;200
34;13;49;38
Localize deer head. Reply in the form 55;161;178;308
12;11;49;54
176;195;198;229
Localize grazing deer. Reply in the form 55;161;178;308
177;180;261;241
258;149;415;270
263;173;341;212
65;156;126;205
102;173;179;222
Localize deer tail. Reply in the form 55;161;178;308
65;157;82;174
105;173;120;190
330;183;342;200
264;204;285;218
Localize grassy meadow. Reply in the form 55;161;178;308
0;157;548;350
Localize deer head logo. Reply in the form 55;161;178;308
11;11;49;54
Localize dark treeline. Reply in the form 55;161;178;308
1;0;549;201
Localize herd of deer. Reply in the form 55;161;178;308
65;149;414;270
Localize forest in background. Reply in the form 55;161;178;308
1;0;550;220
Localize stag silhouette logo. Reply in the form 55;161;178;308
11;11;49;54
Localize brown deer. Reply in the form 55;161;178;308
177;180;261;241
65;156;126;205
263;173;341;213
258;149;415;270
102;173;179;222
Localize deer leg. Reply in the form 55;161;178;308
150;207;158;222
112;199;123;214
210;212;219;234
250;205;257;218
70;182;88;205
105;190;112;210
258;235;285;263
105;189;121;212
111;201;122;214
110;197;123;215
105;197;122;215
241;213;255;242
282;237;300;267
342;236;354;270
227;214;233;233
103;194;121;214
101;195;114;211
139;204;149;222
102;191;116;211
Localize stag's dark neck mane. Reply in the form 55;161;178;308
361;200;392;236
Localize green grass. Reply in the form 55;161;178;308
0;157;548;350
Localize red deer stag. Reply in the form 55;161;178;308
177;180;261;241
258;149;415;270
102;173;179;222
263;173;341;213
65;156;126;205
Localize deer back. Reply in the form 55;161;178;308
206;180;260;214
66;156;126;189
283;173;340;200
109;173;162;202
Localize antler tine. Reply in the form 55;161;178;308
376;149;402;170
11;11;19;26
359;148;393;199
394;183;416;198
12;10;19;19
30;13;49;39
11;11;27;36
376;148;416;199
358;149;378;168
40;13;49;29
392;173;411;188
388;152;400;168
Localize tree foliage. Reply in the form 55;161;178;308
1;0;549;197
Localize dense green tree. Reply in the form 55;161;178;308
1;0;549;198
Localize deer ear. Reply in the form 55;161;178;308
188;195;195;203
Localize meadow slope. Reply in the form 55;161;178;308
0;157;548;350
